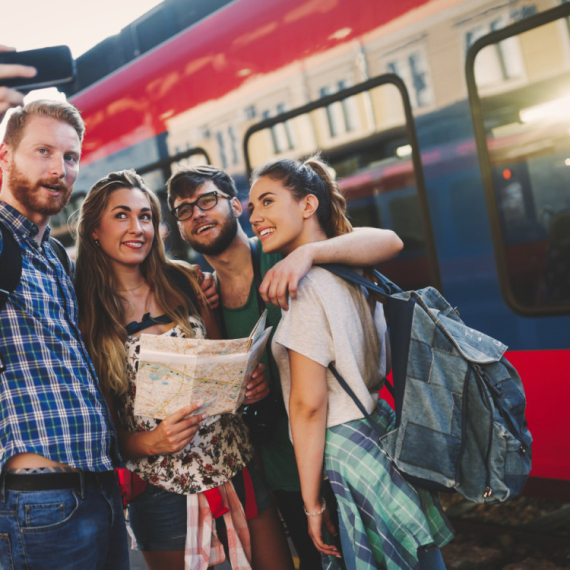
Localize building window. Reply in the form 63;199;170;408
244;105;256;120
408;53;430;108
276;104;295;150
466;19;525;86
338;80;358;132
386;52;433;108
319;81;359;137
262;106;295;154
228;125;239;165
216;131;227;168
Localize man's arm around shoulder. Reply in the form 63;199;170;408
259;228;403;309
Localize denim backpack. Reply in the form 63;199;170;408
320;264;532;504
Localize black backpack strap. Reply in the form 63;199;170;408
217;238;265;336
248;238;266;314
0;221;23;313
328;363;386;440
321;263;397;400
248;238;279;379
48;237;70;276
318;264;403;297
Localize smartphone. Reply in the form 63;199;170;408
0;46;75;92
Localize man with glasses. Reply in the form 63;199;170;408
167;165;403;569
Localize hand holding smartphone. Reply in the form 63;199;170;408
0;45;75;93
0;45;36;80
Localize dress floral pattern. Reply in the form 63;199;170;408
116;318;253;495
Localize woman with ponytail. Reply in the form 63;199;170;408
248;156;453;570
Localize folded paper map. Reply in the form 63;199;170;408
134;311;272;419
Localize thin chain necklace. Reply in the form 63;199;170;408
121;282;155;316
117;281;147;293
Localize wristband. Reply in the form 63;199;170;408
303;497;326;516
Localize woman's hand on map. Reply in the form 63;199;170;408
243;364;270;405
148;402;205;455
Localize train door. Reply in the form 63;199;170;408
243;74;441;293
467;3;570;493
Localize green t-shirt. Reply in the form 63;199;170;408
220;239;301;492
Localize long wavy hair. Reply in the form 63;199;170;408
251;155;353;238
75;170;204;396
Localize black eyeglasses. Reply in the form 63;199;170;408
170;191;231;221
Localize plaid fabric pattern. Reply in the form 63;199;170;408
323;399;454;570
0;203;119;471
185;481;252;570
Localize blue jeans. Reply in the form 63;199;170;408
0;472;129;570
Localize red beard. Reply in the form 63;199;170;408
7;162;73;217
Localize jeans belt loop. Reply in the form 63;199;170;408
0;473;5;503
79;471;86;499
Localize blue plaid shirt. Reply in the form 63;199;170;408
0;203;120;472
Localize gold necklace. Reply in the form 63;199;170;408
117;281;148;293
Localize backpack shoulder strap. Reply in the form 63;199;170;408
321;263;397;399
0;225;72;312
48;237;71;276
0;221;23;313
328;363;388;438
248;238;266;315
317;263;403;297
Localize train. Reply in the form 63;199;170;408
52;0;570;496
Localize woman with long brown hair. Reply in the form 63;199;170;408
75;169;293;570
248;156;454;570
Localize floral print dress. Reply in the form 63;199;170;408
116;317;253;495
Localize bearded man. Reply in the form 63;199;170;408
167;165;403;570
0;100;129;569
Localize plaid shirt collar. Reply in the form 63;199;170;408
0;201;51;243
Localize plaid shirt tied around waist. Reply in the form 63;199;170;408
0;202;120;472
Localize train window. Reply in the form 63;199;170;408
467;3;570;315
243;75;442;292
